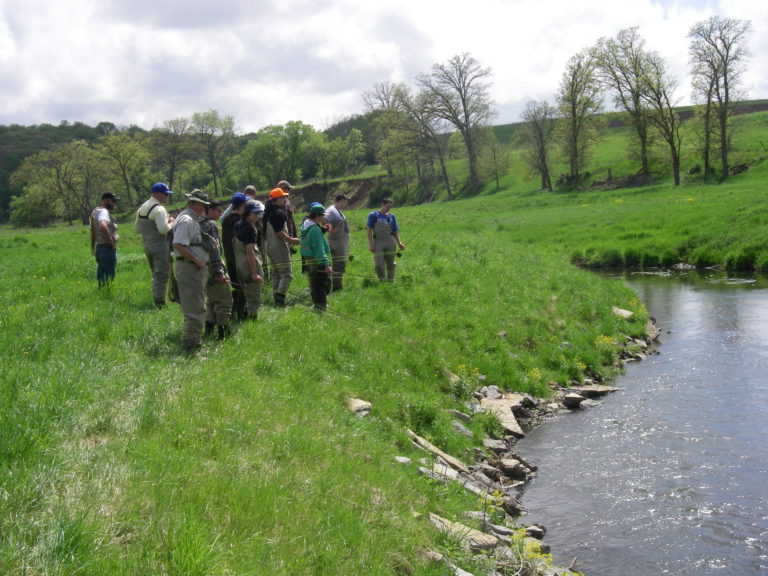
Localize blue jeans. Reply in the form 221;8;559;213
95;244;117;285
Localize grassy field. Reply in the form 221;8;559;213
0;197;649;575
1;106;766;574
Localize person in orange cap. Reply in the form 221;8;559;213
263;187;300;306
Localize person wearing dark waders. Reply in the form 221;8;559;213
221;192;248;320
325;193;350;291
200;200;233;339
366;197;405;282
90;192;120;288
135;182;175;308
233;201;265;319
263;187;300;307
300;204;332;312
172;190;212;352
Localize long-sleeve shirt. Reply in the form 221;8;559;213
299;221;330;267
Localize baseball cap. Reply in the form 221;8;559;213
102;192;120;201
152;182;173;195
244;185;257;195
269;187;289;199
309;204;326;216
244;200;264;215
277;180;294;191
230;192;248;207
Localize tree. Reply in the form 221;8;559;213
521;101;556;191
556;49;602;184
11;141;110;224
641;52;684;185
191;110;236;196
149;118;196;191
688;16;752;178
98;132;150;205
416;53;494;193
593;27;652;181
478;129;510;192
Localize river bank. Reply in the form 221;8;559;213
383;311;661;575
514;272;768;575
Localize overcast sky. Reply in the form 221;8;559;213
0;0;765;133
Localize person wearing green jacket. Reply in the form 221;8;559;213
300;204;333;312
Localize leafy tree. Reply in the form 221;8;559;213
148;117;197;191
478;128;510;192
521;101;556;191
11;141;110;224
556;49;602;185
98;132;151;205
191;110;236;196
593;27;652;181
688;16;752;177
641;53;684;185
416;53;494;193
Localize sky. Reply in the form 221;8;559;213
0;0;765;133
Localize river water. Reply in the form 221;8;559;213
516;271;768;575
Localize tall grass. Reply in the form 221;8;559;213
0;195;647;574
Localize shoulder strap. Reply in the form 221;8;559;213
139;204;158;219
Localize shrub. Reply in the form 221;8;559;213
623;247;642;268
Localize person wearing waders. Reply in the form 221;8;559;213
300;204;333;312
200;200;233;339
221;192;248;320
366;197;405;281
172;189;212;352
325;193;350;291
263;187;300;306
135;182;175;308
233;201;266;319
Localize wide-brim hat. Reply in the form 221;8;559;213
186;189;211;205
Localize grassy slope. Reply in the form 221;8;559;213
0;202;646;575
1;107;766;575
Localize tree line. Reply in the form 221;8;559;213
1;14;753;226
523;15;752;190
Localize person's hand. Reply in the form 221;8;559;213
216;275;229;285
398;242;406;251
291;237;301;246
368;244;375;253
323;266;333;275
251;274;263;283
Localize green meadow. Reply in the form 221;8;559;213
1;108;767;574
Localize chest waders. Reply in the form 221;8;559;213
137;204;172;306
265;222;292;305
373;216;397;281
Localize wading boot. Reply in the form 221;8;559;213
204;322;215;336
217;324;230;340
274;293;286;308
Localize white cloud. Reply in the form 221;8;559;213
0;0;764;131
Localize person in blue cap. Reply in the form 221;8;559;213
135;182;175;308
221;192;249;320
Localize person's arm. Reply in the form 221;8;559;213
276;229;300;245
99;219;116;250
367;226;375;252
90;216;97;255
245;243;263;283
394;232;405;251
154;205;173;235
173;243;206;269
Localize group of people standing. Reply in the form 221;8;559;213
90;181;405;352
